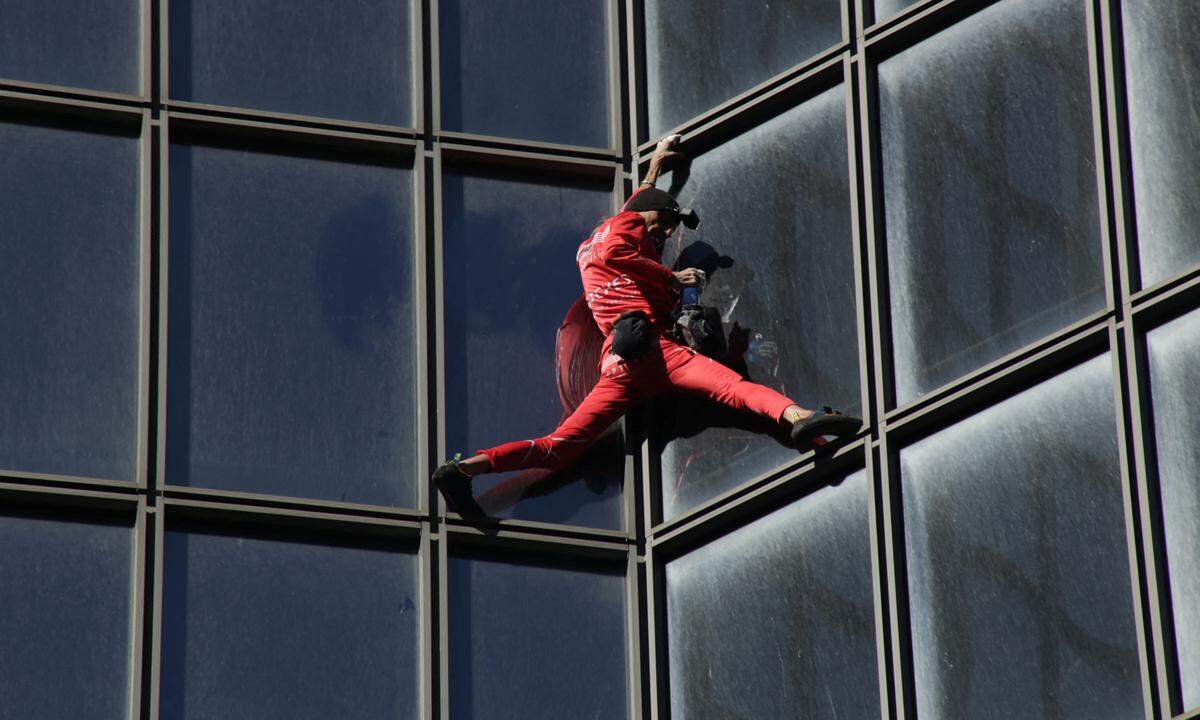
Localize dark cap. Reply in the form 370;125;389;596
623;188;700;229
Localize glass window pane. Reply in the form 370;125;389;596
167;142;417;506
448;553;627;719
0;512;132;720
900;355;1142;720
169;0;411;125
659;85;859;519
0;118;139;481
1121;0;1200;287
873;0;922;23
161;529;420;719
442;168;622;529
1146;308;1200;711
879;0;1105;405
0;0;138;93
666;471;879;719
645;0;842;137
438;0;609;147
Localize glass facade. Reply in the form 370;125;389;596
5;0;1198;718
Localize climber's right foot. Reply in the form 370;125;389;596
433;460;486;520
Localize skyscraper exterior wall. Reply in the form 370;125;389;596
0;0;1197;718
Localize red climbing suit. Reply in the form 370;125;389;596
477;190;797;474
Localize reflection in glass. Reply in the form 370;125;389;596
442;168;622;528
161;530;420;719
879;0;1104;404
438;0;609;146
448;553;627;719
1121;0;1200;287
1146;309;1200;711
167;142;416;506
0;118;139;480
901;355;1142;719
659;85;858;519
0;0;138;93
666;471;878;719
169;0;411;124
0;512;131;720
645;0;841;138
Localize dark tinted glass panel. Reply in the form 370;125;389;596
659;86;859;519
169;0;411;125
168;143;416;506
645;0;841;137
448;554;627;719
666;471;879;719
873;0;922;23
901;355;1142;720
1146;309;1200;711
879;0;1104;404
161;530;420;719
0;0;138;93
443;168;622;528
1121;0;1200;287
0;119;139;480
0;512;132;720
438;0;609;147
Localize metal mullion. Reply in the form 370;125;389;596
138;0;152;100
161;496;424;539
866;442;895;720
438;141;619;176
845;55;876;431
411;0;425;138
1084;0;1120;317
842;0;855;48
1124;317;1180;718
164;99;419;137
648;439;866;546
1130;264;1200;316
876;431;913;720
0;78;148;108
157;0;169;104
0;87;146;122
884;308;1113;427
604;0;623;156
0;470;142;495
442;515;631;544
136;109;152;492
642;542;666;719
429;0;442;135
166;111;420;156
624;0;645;152
431;145;447;521
154;113;169;493
863;0;1001;54
884;318;1111;441
128;497;149;720
442;522;631;560
435;129;618;160
419;525;435;720
146;499;165;720
1097;0;1138;301
436;528;449;720
634;43;848;154
1110;321;1165;720
624;547;644;720
1177;709;1200;720
414;145;431;517
856;0;871;37
159;485;425;522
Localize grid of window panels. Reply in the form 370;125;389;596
1;0;1198;718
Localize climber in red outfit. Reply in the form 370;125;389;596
434;135;862;518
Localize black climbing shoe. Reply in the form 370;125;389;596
433;460;486;520
790;406;863;450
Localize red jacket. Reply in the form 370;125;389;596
576;191;679;340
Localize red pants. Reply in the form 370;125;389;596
479;336;796;473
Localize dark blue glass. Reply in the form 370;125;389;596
0;0;138;93
167;141;417;506
442;167;622;528
448;553;627;719
645;0;842;137
169;0;412;124
438;0;609;147
659;85;859;519
901;355;1143;719
0;511;132;720
0;117;139;480
666;471;879;719
879;0;1105;405
161;529;421;719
